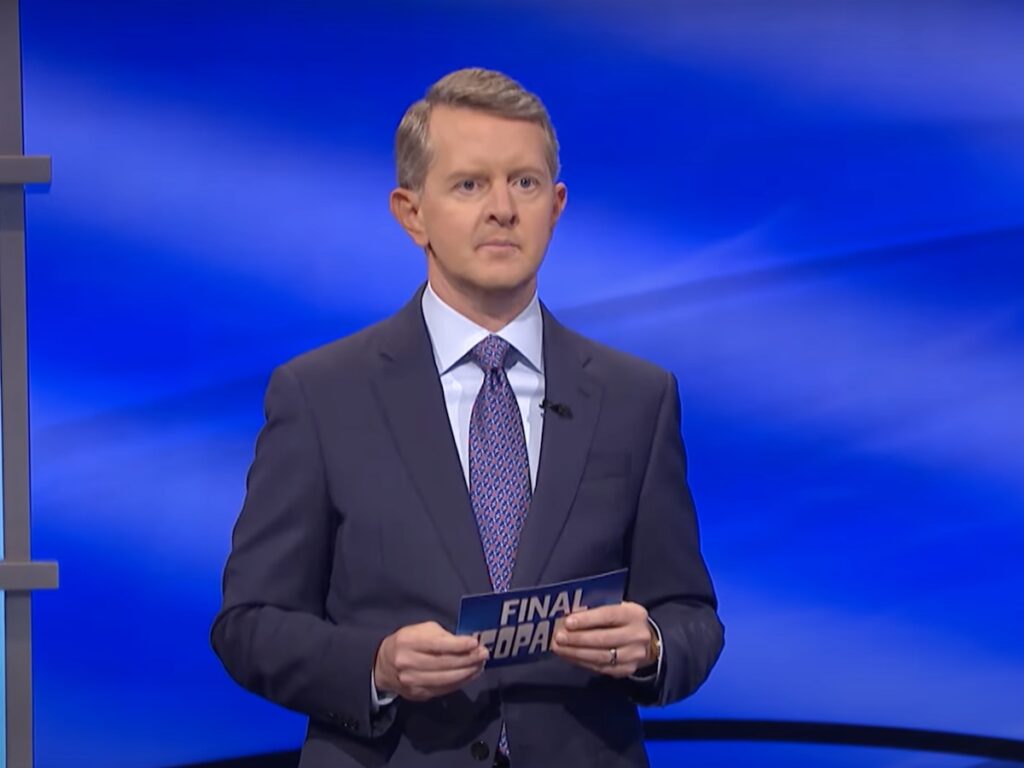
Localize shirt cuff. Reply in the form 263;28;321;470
370;669;398;712
629;616;664;683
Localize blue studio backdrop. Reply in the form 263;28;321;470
18;1;1024;767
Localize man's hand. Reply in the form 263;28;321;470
551;602;655;678
373;621;488;702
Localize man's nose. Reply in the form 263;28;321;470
486;183;518;227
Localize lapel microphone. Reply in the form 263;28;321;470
540;398;573;418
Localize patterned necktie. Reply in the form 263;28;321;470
469;334;531;592
469;334;531;761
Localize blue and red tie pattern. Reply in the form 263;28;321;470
469;334;531;761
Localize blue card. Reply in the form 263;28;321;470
455;568;628;667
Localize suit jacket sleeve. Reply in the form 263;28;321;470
210;363;396;738
626;371;724;706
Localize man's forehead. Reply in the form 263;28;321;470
427;105;547;167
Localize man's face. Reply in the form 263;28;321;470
398;105;567;300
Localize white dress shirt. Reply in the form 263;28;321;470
371;283;661;710
420;282;546;490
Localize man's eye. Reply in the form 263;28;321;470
515;177;538;190
458;180;477;192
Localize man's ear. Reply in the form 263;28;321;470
551;181;568;229
390;187;429;247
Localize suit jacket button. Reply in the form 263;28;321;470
470;740;490;761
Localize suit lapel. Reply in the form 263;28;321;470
371;287;493;596
511;305;602;589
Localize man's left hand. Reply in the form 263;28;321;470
551;602;655;678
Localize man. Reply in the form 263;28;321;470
212;67;723;767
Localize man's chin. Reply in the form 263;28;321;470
468;273;537;297
472;258;542;289
429;257;540;302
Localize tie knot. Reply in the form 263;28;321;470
471;335;511;372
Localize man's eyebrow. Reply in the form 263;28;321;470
509;165;548;178
442;168;486;182
443;165;548;181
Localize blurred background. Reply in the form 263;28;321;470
17;0;1024;766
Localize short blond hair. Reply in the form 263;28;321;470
394;67;560;191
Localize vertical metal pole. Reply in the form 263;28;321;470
0;1;57;766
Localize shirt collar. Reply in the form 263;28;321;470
421;282;544;376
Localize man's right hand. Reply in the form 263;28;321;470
373;621;488;702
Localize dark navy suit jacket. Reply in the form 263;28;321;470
211;286;724;767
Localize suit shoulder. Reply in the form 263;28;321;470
561;324;673;392
276;315;389;385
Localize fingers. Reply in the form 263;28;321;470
551;640;644;668
562;602;647;631
411;622;483;655
551;602;653;678
393;644;489;673
550;638;646;678
394;662;486;701
551;652;641;678
554;624;644;650
378;604;656;698
374;622;489;701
